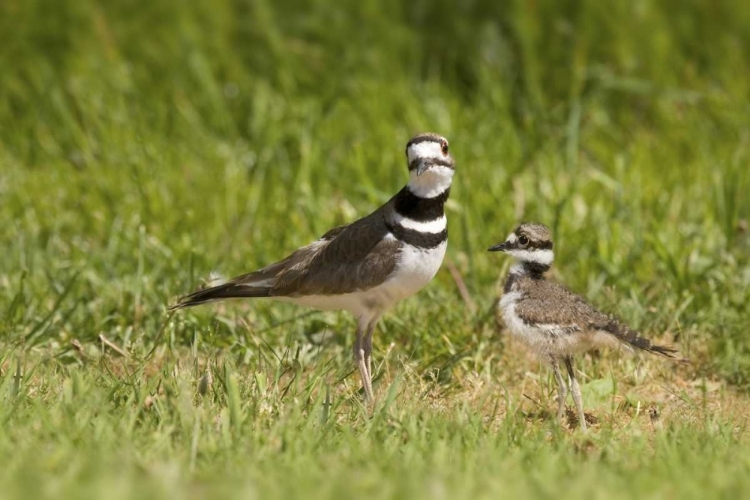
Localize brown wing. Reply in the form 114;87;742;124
270;209;401;296
174;200;402;307
513;280;612;332
513;279;678;357
171;223;357;309
229;223;351;288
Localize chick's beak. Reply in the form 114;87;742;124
487;241;508;252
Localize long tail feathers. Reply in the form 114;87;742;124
625;332;689;364
628;336;677;357
601;319;688;363
169;281;270;310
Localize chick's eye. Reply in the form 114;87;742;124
518;235;529;246
441;141;449;156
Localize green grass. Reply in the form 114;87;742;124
2;0;750;497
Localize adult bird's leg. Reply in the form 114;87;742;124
353;316;374;404
564;356;587;431
362;315;380;387
550;357;568;423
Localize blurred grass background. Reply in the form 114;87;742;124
1;0;750;498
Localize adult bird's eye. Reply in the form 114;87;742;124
441;141;449;156
518;235;529;247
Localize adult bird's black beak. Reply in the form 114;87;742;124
487;241;507;252
416;160;432;176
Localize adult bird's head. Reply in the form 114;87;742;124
405;133;455;198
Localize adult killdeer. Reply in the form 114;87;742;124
488;223;678;430
171;133;455;403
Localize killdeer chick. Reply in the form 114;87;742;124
171;133;456;404
488;223;678;430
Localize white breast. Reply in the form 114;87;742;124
499;292;536;344
386;240;448;299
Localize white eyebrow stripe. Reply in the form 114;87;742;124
407;142;442;162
